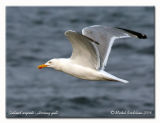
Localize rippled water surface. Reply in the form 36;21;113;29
6;7;155;118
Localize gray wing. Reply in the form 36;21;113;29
65;30;100;69
82;25;147;70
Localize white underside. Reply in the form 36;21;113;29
54;59;128;83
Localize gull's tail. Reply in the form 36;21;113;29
100;70;129;83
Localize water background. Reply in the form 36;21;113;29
6;7;155;118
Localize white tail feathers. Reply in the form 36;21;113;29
100;70;129;83
116;78;129;84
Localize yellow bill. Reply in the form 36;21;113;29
37;64;48;69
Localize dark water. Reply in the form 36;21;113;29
6;7;155;118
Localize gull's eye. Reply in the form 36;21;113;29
48;61;52;64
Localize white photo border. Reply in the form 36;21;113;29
0;0;159;122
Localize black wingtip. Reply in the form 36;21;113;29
139;34;147;39
116;27;147;39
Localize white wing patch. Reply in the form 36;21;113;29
101;37;116;70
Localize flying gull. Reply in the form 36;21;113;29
38;25;147;83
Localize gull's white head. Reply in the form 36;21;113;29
37;59;58;69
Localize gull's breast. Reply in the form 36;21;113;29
59;62;103;80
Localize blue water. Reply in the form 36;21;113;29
6;7;154;118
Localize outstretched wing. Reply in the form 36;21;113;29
82;25;147;70
65;30;100;69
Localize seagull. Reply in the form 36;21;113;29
37;25;147;83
